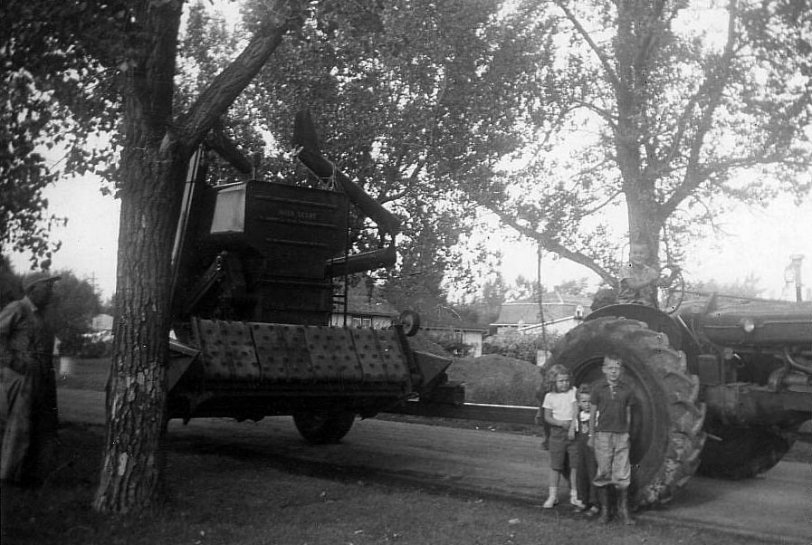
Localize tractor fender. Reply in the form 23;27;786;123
587;303;688;352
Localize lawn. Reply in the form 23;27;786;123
2;355;796;544
1;421;759;545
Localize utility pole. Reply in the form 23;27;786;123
784;255;804;302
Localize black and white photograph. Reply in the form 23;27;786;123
2;1;810;544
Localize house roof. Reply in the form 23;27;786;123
492;294;592;326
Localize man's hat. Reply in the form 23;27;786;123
23;275;61;292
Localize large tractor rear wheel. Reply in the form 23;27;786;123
293;410;355;444
548;317;706;507
697;426;793;479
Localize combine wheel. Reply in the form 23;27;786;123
293;410;355;444
548;317;706;508
697;426;793;479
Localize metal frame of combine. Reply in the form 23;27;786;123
165;113;454;444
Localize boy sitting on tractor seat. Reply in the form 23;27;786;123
617;240;679;308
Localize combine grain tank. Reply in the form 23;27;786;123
165;113;455;443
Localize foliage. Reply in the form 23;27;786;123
687;272;765;300
81;334;114;358
198;0;562;304
504;274;541;302
5;0;308;514
434;337;471;358
3;264;103;356
461;275;509;326
17;269;102;355
7;0;808;515
553;278;590;297
447;353;542;405
482;330;560;365
0;255;23;308
474;0;812;286
0;1;127;264
431;330;473;358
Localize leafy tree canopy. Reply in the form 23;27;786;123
1;1;128;266
176;0;562;305
8;268;102;353
473;0;812;286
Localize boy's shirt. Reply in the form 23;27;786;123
542;387;576;422
591;378;637;433
576;408;591;434
618;262;658;306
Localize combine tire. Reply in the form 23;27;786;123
548;317;706;507
698;426;793;479
293;410;355;444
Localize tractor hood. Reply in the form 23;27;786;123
686;300;812;347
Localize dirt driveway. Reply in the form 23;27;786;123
58;388;811;544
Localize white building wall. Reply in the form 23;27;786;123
462;330;483;357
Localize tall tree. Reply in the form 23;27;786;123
40;271;102;355
211;0;561;301
94;0;304;513
4;0;306;513
476;0;812;285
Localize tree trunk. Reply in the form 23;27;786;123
91;0;301;513
614;2;664;266
93;146;187;513
92;0;186;513
625;181;663;263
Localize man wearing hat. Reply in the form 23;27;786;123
0;274;60;485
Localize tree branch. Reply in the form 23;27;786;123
140;1;183;133
571;99;617;127
553;0;620;93
662;0;738;218
483;202;616;284
575;188;623;219
178;0;302;152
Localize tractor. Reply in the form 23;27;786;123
548;280;812;507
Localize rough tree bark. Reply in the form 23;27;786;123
93;0;303;514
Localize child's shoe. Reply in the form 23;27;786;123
570;489;585;509
542;487;558;509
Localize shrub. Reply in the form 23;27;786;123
482;330;560;365
447;354;543;406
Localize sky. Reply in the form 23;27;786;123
499;193;812;302
8;1;809;303
9;172;812;303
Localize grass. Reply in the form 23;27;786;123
57;357;111;392
2;422;759;545
19;355;800;545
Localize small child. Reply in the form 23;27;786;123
534;365;554;450
588;354;638;525
574;384;599;516
617;240;680;308
541;365;583;509
617;241;659;306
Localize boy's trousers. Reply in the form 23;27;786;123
592;431;631;489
